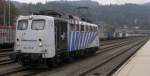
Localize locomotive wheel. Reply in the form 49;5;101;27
63;52;74;63
92;48;96;54
80;50;85;57
84;50;90;57
51;56;61;67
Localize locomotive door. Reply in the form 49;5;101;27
54;20;67;52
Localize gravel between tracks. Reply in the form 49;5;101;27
80;39;147;76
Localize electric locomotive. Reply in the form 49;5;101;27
11;14;99;66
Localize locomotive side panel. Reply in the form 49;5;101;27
68;21;99;51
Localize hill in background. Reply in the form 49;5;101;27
12;1;150;29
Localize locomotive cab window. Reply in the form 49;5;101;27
90;26;93;32
75;24;80;31
94;27;97;32
17;20;28;30
92;26;95;32
81;25;84;31
70;24;76;31
32;20;45;30
85;25;89;32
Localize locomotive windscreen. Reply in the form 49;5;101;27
32;20;45;30
17;20;28;30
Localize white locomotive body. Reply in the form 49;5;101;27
12;15;99;66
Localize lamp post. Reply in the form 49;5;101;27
8;0;11;43
3;0;6;26
8;0;11;26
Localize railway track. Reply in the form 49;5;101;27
29;37;147;76
0;64;27;76
0;48;13;52
0;51;13;57
99;37;142;53
100;38;129;46
0;37;148;76
100;37;137;46
75;39;147;76
0;48;14;67
0;48;13;58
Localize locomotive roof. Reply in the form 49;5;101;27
18;15;98;27
54;17;97;27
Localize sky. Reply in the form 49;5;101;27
11;0;150;5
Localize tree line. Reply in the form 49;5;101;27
0;0;17;25
1;0;150;29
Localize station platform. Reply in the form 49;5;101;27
113;39;150;76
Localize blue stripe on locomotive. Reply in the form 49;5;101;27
68;31;97;51
74;32;79;50
68;32;70;51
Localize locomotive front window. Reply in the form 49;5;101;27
32;20;45;30
17;20;28;30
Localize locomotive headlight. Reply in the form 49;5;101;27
38;38;43;47
39;42;43;47
16;38;20;46
16;42;20;46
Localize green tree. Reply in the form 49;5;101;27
0;0;18;25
